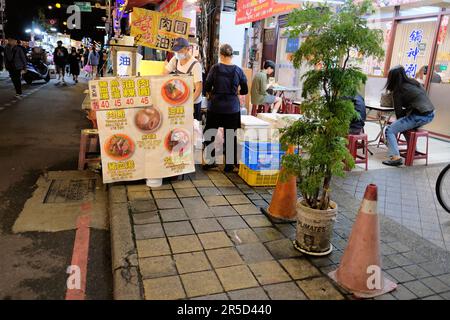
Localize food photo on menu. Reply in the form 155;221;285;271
134;106;163;133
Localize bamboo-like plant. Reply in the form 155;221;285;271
281;0;384;210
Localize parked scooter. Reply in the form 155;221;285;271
23;61;50;85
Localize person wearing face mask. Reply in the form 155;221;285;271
164;37;203;121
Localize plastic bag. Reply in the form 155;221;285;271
193;119;203;150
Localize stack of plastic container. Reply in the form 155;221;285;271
237;116;285;186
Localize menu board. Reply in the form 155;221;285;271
130;7;191;52
95;75;195;183
89;76;153;110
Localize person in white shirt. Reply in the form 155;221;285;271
164;37;203;121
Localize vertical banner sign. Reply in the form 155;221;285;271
438;16;449;46
159;0;184;16
404;29;423;78
235;0;299;25
117;51;133;76
93;75;195;183
130;7;191;52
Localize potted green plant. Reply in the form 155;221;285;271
280;0;384;256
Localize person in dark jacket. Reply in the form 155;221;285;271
4;38;27;96
68;47;81;83
53;40;69;84
349;94;366;134
203;44;249;172
0;41;5;72
382;65;435;166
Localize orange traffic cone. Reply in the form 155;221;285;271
261;145;297;223
328;184;397;298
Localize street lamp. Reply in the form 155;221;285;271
48;5;53;10
34;28;42;35
25;28;32;33
55;3;61;9
50;27;57;32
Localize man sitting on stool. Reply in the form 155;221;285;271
349;94;366;135
251;60;282;113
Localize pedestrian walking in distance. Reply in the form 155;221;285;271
53;40;68;85
86;45;100;79
4;38;27;97
68;47;81;84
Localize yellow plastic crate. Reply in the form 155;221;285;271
238;162;280;187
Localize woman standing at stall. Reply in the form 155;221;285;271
203;44;248;172
382;65;435;166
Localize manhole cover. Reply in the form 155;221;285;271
44;179;96;203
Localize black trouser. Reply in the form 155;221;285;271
203;111;241;165
194;102;202;122
9;69;22;94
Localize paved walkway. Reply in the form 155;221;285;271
109;165;450;300
334;163;450;251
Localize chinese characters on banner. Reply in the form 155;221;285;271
130;7;191;52
405;29;423;78
159;0;184;16
235;0;299;25
89;76;153;110
94;75;195;183
117;51;133;77
438;16;449;46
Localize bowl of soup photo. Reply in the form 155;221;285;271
104;134;135;161
161;78;189;105
134;106;162;133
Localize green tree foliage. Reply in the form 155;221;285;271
280;0;384;210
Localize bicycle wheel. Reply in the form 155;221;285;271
436;163;450;213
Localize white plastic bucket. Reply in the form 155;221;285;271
146;178;162;188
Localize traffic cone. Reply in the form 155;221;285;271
328;184;397;298
261;145;297;223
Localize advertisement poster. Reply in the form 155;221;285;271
89;76;153;110
159;0;184;16
96;75;195;183
130;7;191;52
235;0;299;25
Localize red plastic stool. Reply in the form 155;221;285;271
78;129;101;170
346;133;369;171
399;129;429;166
251;104;270;116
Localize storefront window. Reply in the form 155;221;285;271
426;15;450;138
390;18;438;78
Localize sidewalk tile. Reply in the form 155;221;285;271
174;252;211;274
212;206;239;217
191;293;229;300
217;216;248;230
198;187;222;196
136;238;171;258
249;260;291;285
264;282;308;300
181;197;208;208
421;277;450;294
440;291;450;300
127;185;149;192
203;195;229;206
212;179;235;187
160;209;189;222
149;184;173;190
129;200;157;213
233;204;260;215
206;247;244;268
403;280;434;298
403;265;432;279
228;287;269;300
191;218;223;233
185;206;215;219
128;191;152;201
156;198;182;209
110;186;128;203
134;223;165;240
401;251;429;264
143;276;185;300
437;274;450;287
276;224;296;240
236;243;274;263
139;256;177;279
133;212;160;225
216;265;259;291
198;231;233;249
279;258;321;280
385;254;414;267
152;190;177;199
423;295;444;300
419;262;448;276
163;221;195;237
391;284;418;300
168;235;203;253
374;293;397;300
193;180;214;187
181;271;223;297
218;187;243;195
171;180;194;189
226;195;251;205
247;193;263;200
175;188;200;198
227;228;260;245
297;277;345;300
243;215;273;228
265;239;303;259
386;267;415;283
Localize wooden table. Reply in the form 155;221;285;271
270;85;301;114
365;104;395;150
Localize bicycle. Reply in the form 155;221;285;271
436;163;450;213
